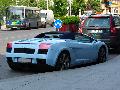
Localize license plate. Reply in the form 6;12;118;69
18;58;31;63
90;30;103;33
92;34;101;39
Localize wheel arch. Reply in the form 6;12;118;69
97;45;108;61
55;49;71;65
99;45;107;53
46;42;72;66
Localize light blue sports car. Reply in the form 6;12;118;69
6;31;108;71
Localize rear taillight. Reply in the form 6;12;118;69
78;18;87;33
7;42;12;48
6;42;12;53
39;43;51;49
110;15;116;34
111;27;117;33
78;28;83;33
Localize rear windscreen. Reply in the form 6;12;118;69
34;32;75;40
84;17;110;28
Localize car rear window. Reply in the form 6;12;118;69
84;17;110;28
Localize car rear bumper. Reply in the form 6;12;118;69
7;58;53;71
98;36;119;48
6;25;26;28
6;53;47;65
7;57;47;65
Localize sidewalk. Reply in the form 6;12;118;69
0;55;120;90
0;25;8;31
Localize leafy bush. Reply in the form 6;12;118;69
55;16;80;25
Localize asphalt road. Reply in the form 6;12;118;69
0;27;119;80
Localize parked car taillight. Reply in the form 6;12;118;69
78;21;84;33
78;28;83;33
111;27;117;33
6;42;12;53
78;17;87;33
39;43;51;49
110;15;116;34
7;42;12;48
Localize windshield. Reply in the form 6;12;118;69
6;7;24;20
40;13;47;18
84;17;110;28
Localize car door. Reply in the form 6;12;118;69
73;34;96;64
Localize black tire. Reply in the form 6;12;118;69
97;47;106;63
36;22;39;29
51;23;54;27
7;61;20;71
44;25;46;28
55;51;71;71
43;23;46;28
26;23;31;30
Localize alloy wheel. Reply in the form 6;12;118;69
56;52;70;71
98;47;106;63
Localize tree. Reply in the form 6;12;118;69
86;0;101;12
29;0;37;7
71;0;86;15
15;0;28;6
37;0;47;9
53;0;68;17
0;0;15;18
18;0;37;7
